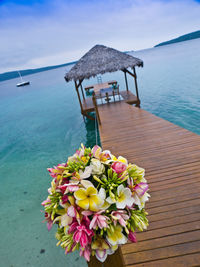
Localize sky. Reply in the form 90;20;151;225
0;0;200;73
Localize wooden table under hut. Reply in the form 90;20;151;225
65;44;143;123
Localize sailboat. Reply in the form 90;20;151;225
16;71;30;87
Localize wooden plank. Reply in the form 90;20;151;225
149;172;200;188
148;198;200;216
148;191;200;209
124;240;200;265
95;101;200;266
130;253;200;267
145;212;200;231
149;205;200;222
123;230;200;254
149;183;200;199
135;221;200;242
149;178;200;193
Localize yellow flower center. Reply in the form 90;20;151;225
118;192;126;202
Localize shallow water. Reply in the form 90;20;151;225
0;38;200;267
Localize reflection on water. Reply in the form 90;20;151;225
84;114;101;148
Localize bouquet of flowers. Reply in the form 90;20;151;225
42;144;150;262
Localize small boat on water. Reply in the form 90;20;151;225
16;71;30;87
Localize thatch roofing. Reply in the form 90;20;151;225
65;44;143;82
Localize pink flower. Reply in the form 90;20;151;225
67;206;81;223
80;246;91;261
76;147;85;158
73;226;93;248
111;210;129;227
69;218;94;248
61;195;68;204
92;145;111;161
111;161;126;174
65;183;80;192
47;163;67;178
67;206;77;217
134;182;149;197
128;231;137;243
87;211;108;229
127;179;148;197
42;212;53;231
41;198;51;206
57;185;68;194
58;183;79;194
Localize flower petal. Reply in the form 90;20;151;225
99;187;106;200
96;249;107;262
106;196;115;204
67;206;76;217
74;188;86;200
92;145;102;158
117;184;124;195
118;156;128;165
61;214;73;227
89;216;97;229
77;199;90;210
89;196;102;211
86;186;97;196
79;166;92;179
81;180;94;188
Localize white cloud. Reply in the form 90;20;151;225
0;0;200;73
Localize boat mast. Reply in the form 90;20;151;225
18;71;23;82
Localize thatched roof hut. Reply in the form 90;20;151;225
64;44;143;122
65;44;143;82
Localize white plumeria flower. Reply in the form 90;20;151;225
95;244;118;263
54;213;72;228
79;166;92;179
132;192;150;210
99;187;111;209
132;192;141;207
106;225;127;246
90;158;105;175
60;214;73;227
106;184;134;209
139;192;150;209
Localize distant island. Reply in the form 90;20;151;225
0;61;77;82
155;30;200;47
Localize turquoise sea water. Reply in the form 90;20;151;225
0;39;200;267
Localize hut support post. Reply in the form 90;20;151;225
92;93;101;125
133;67;139;99
124;69;129;92
74;81;83;113
80;82;85;100
132;67;140;107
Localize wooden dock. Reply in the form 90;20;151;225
97;101;200;266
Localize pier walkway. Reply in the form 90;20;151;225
98;102;200;266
